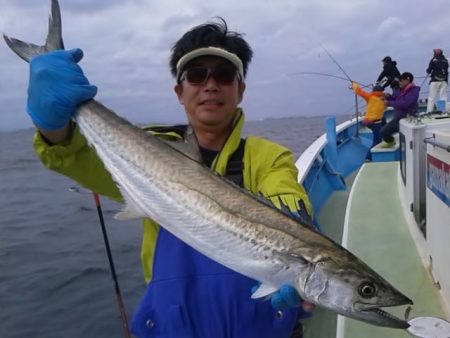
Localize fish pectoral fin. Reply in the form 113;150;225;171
250;283;279;299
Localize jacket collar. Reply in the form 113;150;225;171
211;108;245;175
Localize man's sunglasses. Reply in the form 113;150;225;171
179;65;240;85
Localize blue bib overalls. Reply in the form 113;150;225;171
131;228;299;338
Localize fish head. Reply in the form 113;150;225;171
296;257;413;329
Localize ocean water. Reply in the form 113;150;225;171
0;115;347;338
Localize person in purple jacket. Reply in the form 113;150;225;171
380;72;420;148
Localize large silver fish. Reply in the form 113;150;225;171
4;0;413;329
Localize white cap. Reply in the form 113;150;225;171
176;47;244;80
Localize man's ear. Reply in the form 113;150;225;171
237;81;246;103
174;83;183;104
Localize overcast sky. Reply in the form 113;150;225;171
0;0;448;131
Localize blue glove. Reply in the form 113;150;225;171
271;284;301;309
27;48;97;130
272;284;314;319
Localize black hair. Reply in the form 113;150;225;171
169;17;253;78
400;72;414;82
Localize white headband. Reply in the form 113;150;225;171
176;47;244;80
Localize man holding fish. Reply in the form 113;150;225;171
24;17;314;338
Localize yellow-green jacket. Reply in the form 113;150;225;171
34;109;312;283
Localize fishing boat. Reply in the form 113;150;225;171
295;99;450;337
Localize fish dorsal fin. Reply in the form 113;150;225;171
257;193;316;230
160;125;202;163
250;283;279;299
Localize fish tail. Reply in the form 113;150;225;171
3;0;64;63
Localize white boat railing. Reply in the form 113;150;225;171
424;135;450;152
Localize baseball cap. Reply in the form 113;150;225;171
399;72;414;82
176;47;244;81
382;56;392;62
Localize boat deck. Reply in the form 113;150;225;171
303;162;447;338
341;162;446;337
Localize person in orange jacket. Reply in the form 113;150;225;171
352;82;386;157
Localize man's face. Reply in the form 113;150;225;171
399;78;410;89
174;56;245;133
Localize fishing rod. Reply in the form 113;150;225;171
292;70;371;118
67;187;131;336
290;71;373;89
319;43;361;136
290;71;349;82
320;44;353;83
419;74;429;87
92;192;131;338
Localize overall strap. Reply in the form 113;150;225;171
224;138;246;188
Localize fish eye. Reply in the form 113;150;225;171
358;281;376;298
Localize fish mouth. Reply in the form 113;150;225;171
364;307;410;329
354;302;411;329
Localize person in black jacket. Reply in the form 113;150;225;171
376;56;401;90
426;48;449;112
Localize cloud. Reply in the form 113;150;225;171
375;17;407;40
1;0;449;131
